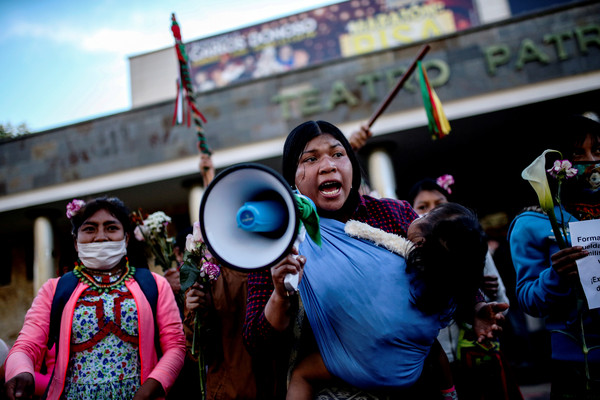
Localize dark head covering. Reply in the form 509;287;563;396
283;120;362;219
549;112;600;159
407;178;451;207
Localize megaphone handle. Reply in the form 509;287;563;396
284;271;299;292
284;228;306;292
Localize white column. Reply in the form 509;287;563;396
33;216;55;294
368;149;397;199
188;184;205;225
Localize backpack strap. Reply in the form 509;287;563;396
133;267;162;357
47;272;79;351
134;268;158;318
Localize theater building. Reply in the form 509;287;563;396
0;0;599;342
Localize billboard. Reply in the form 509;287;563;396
186;0;479;92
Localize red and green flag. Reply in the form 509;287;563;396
417;60;450;140
171;13;210;155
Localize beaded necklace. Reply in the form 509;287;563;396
73;259;136;293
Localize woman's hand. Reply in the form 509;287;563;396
133;378;164;400
270;247;306;299
551;246;588;281
472;301;510;343
5;372;34;400
185;281;212;317
349;124;373;151
264;248;306;331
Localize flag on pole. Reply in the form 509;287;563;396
171;13;211;155
417;61;450;140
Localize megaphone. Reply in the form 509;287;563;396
199;163;300;272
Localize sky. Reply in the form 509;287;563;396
0;0;340;133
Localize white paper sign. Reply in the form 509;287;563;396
568;219;600;310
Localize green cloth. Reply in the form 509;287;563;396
294;194;321;247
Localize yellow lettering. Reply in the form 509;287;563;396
351;34;377;55
421;18;443;37
378;29;389;48
391;25;412;43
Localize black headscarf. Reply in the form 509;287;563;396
282;120;362;220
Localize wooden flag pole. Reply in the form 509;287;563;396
366;44;431;128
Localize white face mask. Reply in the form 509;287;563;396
77;239;127;270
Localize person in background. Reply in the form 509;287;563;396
407;175;510;306
4;196;186;400
163;225;202;400
407;175;520;400
183;154;258;400
508;111;600;399
184;234;258;399
407;176;453;217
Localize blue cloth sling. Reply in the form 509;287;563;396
298;218;445;390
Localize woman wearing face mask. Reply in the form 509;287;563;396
4;197;186;400
508;112;600;399
242;120;507;399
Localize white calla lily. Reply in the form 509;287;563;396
521;149;567;249
521;149;559;213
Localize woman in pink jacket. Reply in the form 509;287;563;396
4;197;186;400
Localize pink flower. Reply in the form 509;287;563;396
436;174;454;194
185;221;205;253
134;226;146;242
185;233;196;253
201;262;220;281
192;221;203;243
547;160;577;179
66;199;86;219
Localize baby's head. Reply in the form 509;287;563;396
406;203;488;319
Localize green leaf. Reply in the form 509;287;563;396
180;262;200;292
